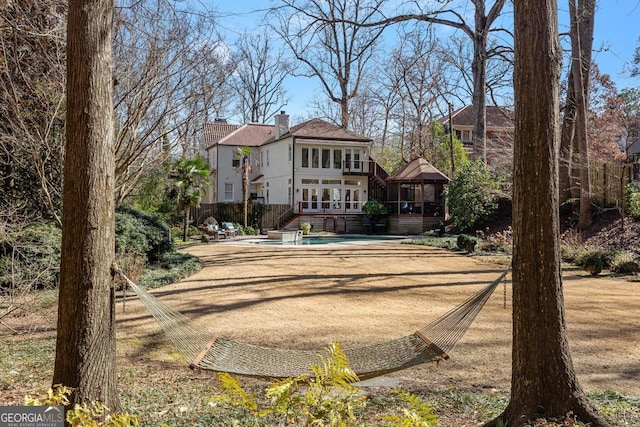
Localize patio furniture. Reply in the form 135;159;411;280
221;222;238;237
201;217;226;240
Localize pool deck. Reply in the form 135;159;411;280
217;233;412;247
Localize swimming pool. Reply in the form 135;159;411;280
250;234;407;245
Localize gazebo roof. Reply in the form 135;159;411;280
386;157;450;183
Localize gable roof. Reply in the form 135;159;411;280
442;105;514;129
265;118;372;143
205;118;372;149
217;123;274;147
386;157;450;182
203;122;241;148
628;139;640;155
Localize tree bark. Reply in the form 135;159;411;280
484;0;609;425
570;0;595;230
53;0;120;411
471;2;489;162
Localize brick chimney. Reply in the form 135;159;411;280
274;111;289;140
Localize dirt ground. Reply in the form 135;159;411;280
116;238;640;396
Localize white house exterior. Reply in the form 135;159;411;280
204;113;374;215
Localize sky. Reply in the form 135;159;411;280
210;1;640;121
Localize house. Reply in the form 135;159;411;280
204;112;389;232
385;157;450;234
440;105;514;161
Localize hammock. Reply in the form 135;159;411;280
117;269;510;380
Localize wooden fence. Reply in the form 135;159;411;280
191;203;292;230
589;161;632;207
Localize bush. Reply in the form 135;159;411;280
136;252;201;289
115;205;172;262
443;161;499;233
610;251;640;275
457;234;478;253
575;247;613;276
477;227;512;254
626;181;640;220
0;222;61;290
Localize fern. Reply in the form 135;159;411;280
380;390;438;427
25;385;139;427
210;372;259;413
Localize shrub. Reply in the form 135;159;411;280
610;251;640;275
457;234;478;253
362;200;389;219
575;247;613;276
443;161;499;233
115;205;172;262
626;181;640;220
478;226;513;254
136;252;201;289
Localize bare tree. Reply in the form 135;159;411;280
275;0;386;129
485;0;610;425
230;31;292;123
113;0;233;203
313;0;510;160
53;0;120;410
0;0;67;224
391;28;445;160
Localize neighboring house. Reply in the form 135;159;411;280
204;112;390;231
440;105;514;162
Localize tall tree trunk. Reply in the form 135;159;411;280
183;205;190;242
559;70;576;203
471;5;488;163
53;0;119;411
570;0;595;230
485;0;609;425
243;156;249;227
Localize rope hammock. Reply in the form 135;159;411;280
117;268;510;380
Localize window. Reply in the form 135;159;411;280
288;144;292;162
266;149;270;166
224;183;233;201
302;148;309;168
333;149;342;169
312;148;319;168
322;149;331;168
321;188;330;209
232;158;240;167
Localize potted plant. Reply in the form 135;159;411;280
301;222;312;235
362;200;388;222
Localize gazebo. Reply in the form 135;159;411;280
385;157;450;234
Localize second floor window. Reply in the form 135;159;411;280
232;158;240;167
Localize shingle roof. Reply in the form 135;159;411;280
205;118;371;148
217;124;275;147
386;157;450;182
203;122;241;148
442;105;514;129
269;118;371;143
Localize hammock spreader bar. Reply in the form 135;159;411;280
116;266;510;379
